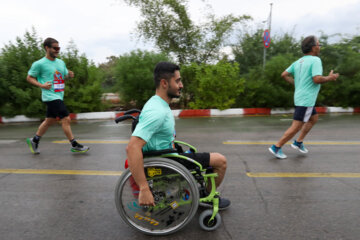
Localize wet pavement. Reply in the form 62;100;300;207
0;113;360;240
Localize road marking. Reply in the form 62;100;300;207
1;168;359;178
0;140;18;144
223;141;360;145
247;172;360;178
53;140;360;145
0;169;123;176
53;140;129;144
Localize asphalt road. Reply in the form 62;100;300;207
0;113;359;240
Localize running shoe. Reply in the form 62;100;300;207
199;197;231;210
26;138;40;154
71;144;90;153
268;144;287;159
291;140;308;153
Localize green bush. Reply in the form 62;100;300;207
114;50;170;108
61;43;105;113
235;54;296;108
186;61;245;110
0;30;44;117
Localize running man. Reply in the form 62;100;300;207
126;62;230;209
269;35;339;159
26;37;89;154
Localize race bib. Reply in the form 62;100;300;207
53;70;65;92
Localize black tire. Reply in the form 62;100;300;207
199;209;222;231
115;157;199;235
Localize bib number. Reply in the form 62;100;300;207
53;70;65;92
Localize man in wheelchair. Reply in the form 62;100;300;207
125;62;230;210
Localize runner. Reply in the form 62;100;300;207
269;35;339;159
26;37;89;154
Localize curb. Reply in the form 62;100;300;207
0;107;358;123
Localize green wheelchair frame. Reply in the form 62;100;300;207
114;110;222;235
160;140;221;225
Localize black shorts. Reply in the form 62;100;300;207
45;99;69;119
293;106;317;122
178;152;210;169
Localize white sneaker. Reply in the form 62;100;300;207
268;145;287;159
291;140;308;153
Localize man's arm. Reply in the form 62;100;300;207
281;71;294;85
313;70;339;84
126;136;155;206
64;70;74;80
26;75;52;90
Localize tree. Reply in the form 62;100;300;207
317;34;360;107
61;41;105;113
235;54;296;108
185;61;245;110
123;0;250;64
233;28;301;75
232;28;303;108
114;50;170;108
98;56;119;92
0;29;44;117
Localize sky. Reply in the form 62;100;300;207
1;0;360;64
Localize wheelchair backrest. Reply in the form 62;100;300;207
115;109;141;133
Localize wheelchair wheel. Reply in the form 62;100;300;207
115;157;199;235
199;209;221;231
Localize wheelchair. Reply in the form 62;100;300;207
114;109;223;235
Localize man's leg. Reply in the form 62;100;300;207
207;152;230;209
209;153;227;189
276;120;304;147
297;114;318;142
61;116;89;153
36;118;57;136
269;120;304;159
61;116;74;141
290;114;318;153
27;118;57;154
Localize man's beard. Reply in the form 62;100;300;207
50;52;58;59
167;88;181;99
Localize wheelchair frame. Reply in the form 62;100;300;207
114;109;222;235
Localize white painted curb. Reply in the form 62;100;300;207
1;115;40;123
211;108;244;116
271;108;294;114
327;107;354;113
76;112;116;120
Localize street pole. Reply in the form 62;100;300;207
263;3;273;70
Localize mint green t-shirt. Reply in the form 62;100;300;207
286;55;323;107
132;95;175;152
28;57;68;102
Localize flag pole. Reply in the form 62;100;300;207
263;3;273;69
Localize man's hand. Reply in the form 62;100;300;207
126;136;153;206
66;70;74;80
138;187;155;206
41;81;52;90
281;71;294;85
327;70;339;81
313;70;340;84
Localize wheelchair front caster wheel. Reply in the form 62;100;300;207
199;209;221;231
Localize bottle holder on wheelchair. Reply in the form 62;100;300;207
114;109;222;235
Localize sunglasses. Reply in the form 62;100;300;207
51;46;61;51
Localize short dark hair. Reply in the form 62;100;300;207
43;37;58;49
153;62;180;88
301;36;317;54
